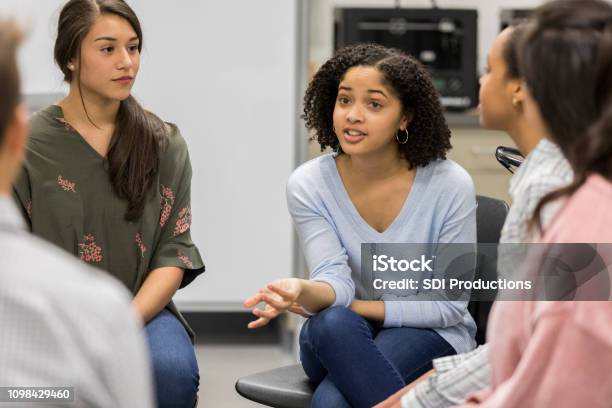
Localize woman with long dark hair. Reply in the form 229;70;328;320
460;0;612;406
13;1;204;407
377;22;576;408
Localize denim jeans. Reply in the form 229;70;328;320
299;306;455;408
145;309;200;408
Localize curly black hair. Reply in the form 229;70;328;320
303;43;451;168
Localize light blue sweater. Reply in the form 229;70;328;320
286;154;478;354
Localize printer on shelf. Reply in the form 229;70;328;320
335;8;478;111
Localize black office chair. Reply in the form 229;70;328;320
469;195;509;345
235;195;509;408
235;364;312;408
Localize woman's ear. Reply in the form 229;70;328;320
67;58;77;71
510;80;525;108
401;111;414;131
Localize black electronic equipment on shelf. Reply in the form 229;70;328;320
335;8;478;110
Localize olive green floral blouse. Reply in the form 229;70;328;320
13;105;205;340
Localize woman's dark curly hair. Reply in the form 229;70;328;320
303;43;451;168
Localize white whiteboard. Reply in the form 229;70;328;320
3;0;305;311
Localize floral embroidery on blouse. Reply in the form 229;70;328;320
177;249;193;269
79;234;103;263
173;206;192;236
135;232;147;257
24;199;32;219
159;184;175;227
57;175;76;192
55;117;77;132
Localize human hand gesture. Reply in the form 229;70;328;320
243;278;303;329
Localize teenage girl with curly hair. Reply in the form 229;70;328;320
245;43;478;407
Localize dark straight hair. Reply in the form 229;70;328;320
0;20;22;142
55;0;167;221
502;24;527;80
522;0;612;231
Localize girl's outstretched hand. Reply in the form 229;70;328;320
243;278;303;329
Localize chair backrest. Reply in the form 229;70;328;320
470;195;509;344
476;195;509;244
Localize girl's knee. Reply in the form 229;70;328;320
307;306;361;338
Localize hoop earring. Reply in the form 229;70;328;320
396;128;409;145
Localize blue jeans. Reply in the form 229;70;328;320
299;306;455;408
145;310;200;408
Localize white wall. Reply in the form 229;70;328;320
0;2;66;94
1;1;304;311
132;1;303;310
309;0;545;74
